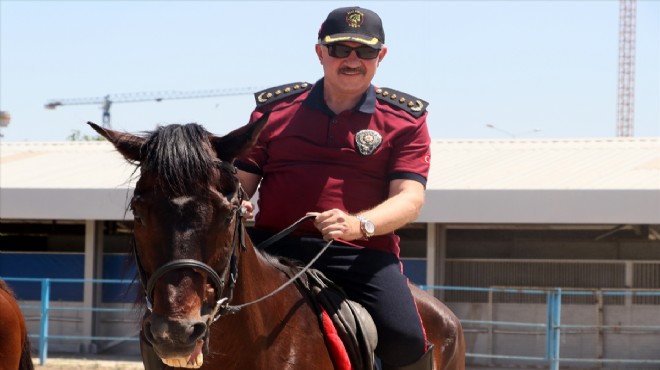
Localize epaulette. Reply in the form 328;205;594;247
254;82;312;107
375;87;428;118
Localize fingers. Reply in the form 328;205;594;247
241;200;254;219
307;209;352;241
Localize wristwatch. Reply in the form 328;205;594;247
356;215;375;239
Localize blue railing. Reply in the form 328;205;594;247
3;277;659;367
2;277;139;365
420;285;660;370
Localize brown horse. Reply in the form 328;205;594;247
0;280;34;370
89;119;464;370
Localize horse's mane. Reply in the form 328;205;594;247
140;124;218;195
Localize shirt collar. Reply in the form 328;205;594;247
304;78;377;115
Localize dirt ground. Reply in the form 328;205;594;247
32;355;143;370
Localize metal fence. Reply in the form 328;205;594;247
2;277;138;365
422;285;660;370
3;276;660;368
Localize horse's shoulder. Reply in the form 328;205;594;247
254;82;312;108
374;87;428;118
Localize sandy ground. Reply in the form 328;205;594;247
32;355;143;370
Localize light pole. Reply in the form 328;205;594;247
0;111;10;138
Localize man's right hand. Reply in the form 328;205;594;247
241;200;255;219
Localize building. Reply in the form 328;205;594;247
1;136;659;362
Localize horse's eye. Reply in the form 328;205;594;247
131;196;146;227
133;213;145;227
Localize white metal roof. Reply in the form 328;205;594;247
421;137;660;224
1;138;659;224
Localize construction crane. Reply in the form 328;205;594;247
617;0;637;137
45;87;261;128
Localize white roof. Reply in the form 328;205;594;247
1;138;659;224
421;137;660;224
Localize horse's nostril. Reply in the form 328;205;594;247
190;322;207;342
143;320;157;344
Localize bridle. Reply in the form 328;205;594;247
133;160;246;325
132;160;332;325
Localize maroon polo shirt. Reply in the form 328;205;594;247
235;79;431;256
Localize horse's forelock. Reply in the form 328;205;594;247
141;124;218;195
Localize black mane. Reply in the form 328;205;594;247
140;124;218;195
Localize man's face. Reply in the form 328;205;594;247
315;41;387;96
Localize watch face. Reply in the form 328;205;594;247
357;215;375;237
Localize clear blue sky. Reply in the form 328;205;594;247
1;0;658;141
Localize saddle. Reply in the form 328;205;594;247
256;216;379;370
297;268;378;370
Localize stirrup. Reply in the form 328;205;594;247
382;344;434;370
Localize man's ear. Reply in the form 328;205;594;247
315;44;324;64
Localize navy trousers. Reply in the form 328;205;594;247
249;229;427;367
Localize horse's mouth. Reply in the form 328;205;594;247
159;339;205;369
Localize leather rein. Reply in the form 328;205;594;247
132;161;331;325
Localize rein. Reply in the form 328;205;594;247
218;215;332;316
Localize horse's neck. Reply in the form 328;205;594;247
215;242;304;347
233;243;295;304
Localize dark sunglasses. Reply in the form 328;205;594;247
326;44;381;60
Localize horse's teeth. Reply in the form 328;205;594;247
160;353;203;368
195;353;204;366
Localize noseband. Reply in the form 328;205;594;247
133;160;245;324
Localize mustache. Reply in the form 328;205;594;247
338;66;366;74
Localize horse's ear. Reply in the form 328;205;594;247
210;112;269;161
87;121;144;162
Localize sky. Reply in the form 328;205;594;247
1;0;658;142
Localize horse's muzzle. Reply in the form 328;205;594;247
143;312;208;368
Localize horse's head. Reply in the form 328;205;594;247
89;116;267;368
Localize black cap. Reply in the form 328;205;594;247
318;7;384;49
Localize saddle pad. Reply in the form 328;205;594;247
321;308;352;370
300;269;378;370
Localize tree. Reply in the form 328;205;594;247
66;130;105;141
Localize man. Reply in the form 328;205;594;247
236;6;433;370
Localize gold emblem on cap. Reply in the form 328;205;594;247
284;87;291;93
275;89;282;96
346;10;365;28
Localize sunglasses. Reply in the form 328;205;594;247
326;44;381;60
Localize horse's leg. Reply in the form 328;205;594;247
410;284;466;370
